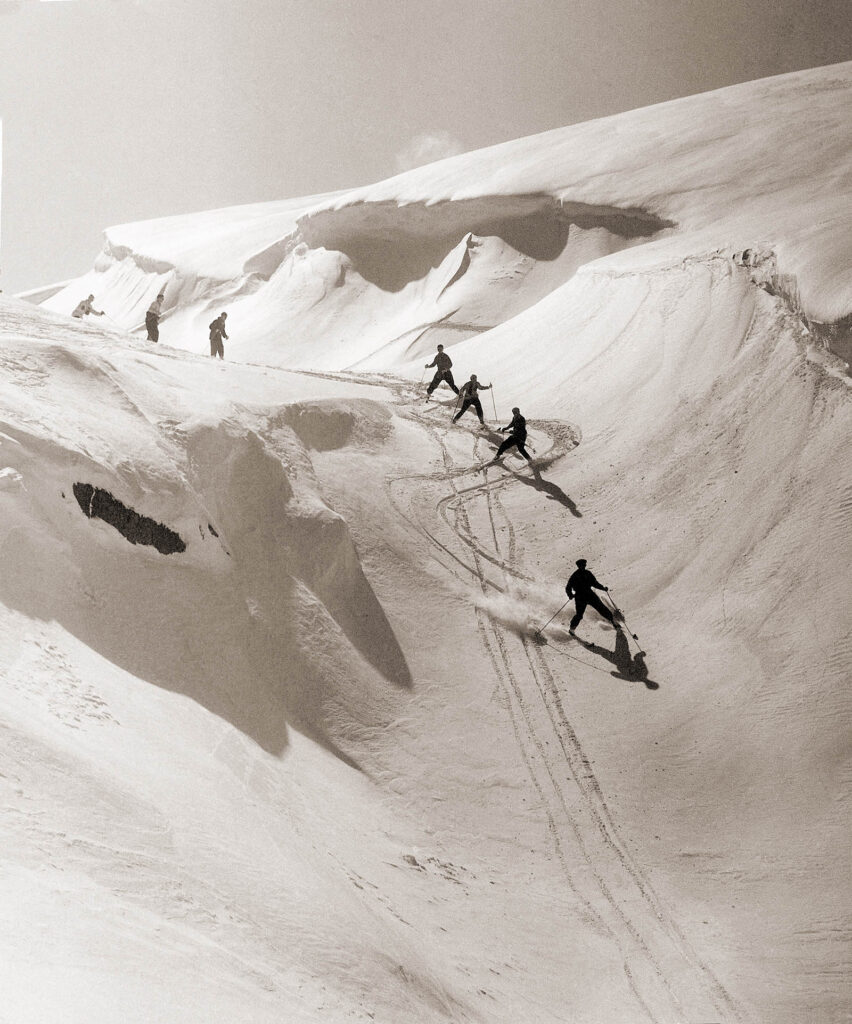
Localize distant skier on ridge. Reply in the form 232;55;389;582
71;294;105;319
209;312;228;359
488;407;533;465
424;344;459;398
452;374;492;426
146;292;165;343
565;559;619;634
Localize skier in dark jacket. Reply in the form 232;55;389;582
566;559;617;633
146;293;165;342
425;344;459;397
489;407;532;464
209;312;228;359
72;294;104;319
452;374;492;426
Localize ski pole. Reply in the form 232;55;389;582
604;589;642;647
490;386;497;422
535;598;570;637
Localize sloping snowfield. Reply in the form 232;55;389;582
4;63;850;1022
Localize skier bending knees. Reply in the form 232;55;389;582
490;407;532;463
452;374;491;425
565;559;618;633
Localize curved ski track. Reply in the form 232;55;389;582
288;369;745;1023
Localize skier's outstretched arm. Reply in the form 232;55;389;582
590;574;609;592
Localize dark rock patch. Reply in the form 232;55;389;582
72;483;186;555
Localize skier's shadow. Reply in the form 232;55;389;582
576;628;660;690
505;464;582;517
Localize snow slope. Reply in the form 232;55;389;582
42;62;852;367
4;63;851;1022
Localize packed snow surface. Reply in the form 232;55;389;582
6;63;851;1022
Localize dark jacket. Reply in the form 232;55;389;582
428;351;452;372
502;413;527;441
209;316;229;340
566;568;606;598
460;379;488;400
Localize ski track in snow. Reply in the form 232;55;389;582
8;64;852;1021
325;374;747;1023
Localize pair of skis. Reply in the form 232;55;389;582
535;592;643;652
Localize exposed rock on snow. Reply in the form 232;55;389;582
72;483;187;554
3;64;851;1024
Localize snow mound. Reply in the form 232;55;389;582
39;65;851;369
4;64;851;1023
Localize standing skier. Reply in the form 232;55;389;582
146;292;165;343
425;344;459;398
489;407;532;464
71;294;105;319
209;312;228;359
452;374;492;426
565;559;618;634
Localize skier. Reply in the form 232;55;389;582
209;312;228;359
489;407;532;464
565;559;618;634
146;292;165;343
71;294;104;319
425;344;459;398
452;374;492;426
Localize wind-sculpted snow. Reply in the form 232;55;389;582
39;64;851;369
294;194;673;291
4;64;852;1024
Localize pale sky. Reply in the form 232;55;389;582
0;0;849;293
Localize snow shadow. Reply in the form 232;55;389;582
0;427;412;763
575;630;660;690
297;195;674;292
500;464;582;517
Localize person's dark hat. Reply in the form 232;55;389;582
576;558;587;567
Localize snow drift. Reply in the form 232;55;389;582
4;62;851;1023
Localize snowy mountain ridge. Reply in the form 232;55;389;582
3;63;850;1022
42;61;852;365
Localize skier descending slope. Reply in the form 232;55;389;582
71;294;105;319
452;374;492;426
566;559;619;634
425;344;459;398
488;407;533;465
209;312;229;359
146;292;165;342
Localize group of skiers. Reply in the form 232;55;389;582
67;306;625;641
72;291;229;359
425;344;533;467
426;344;623;637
